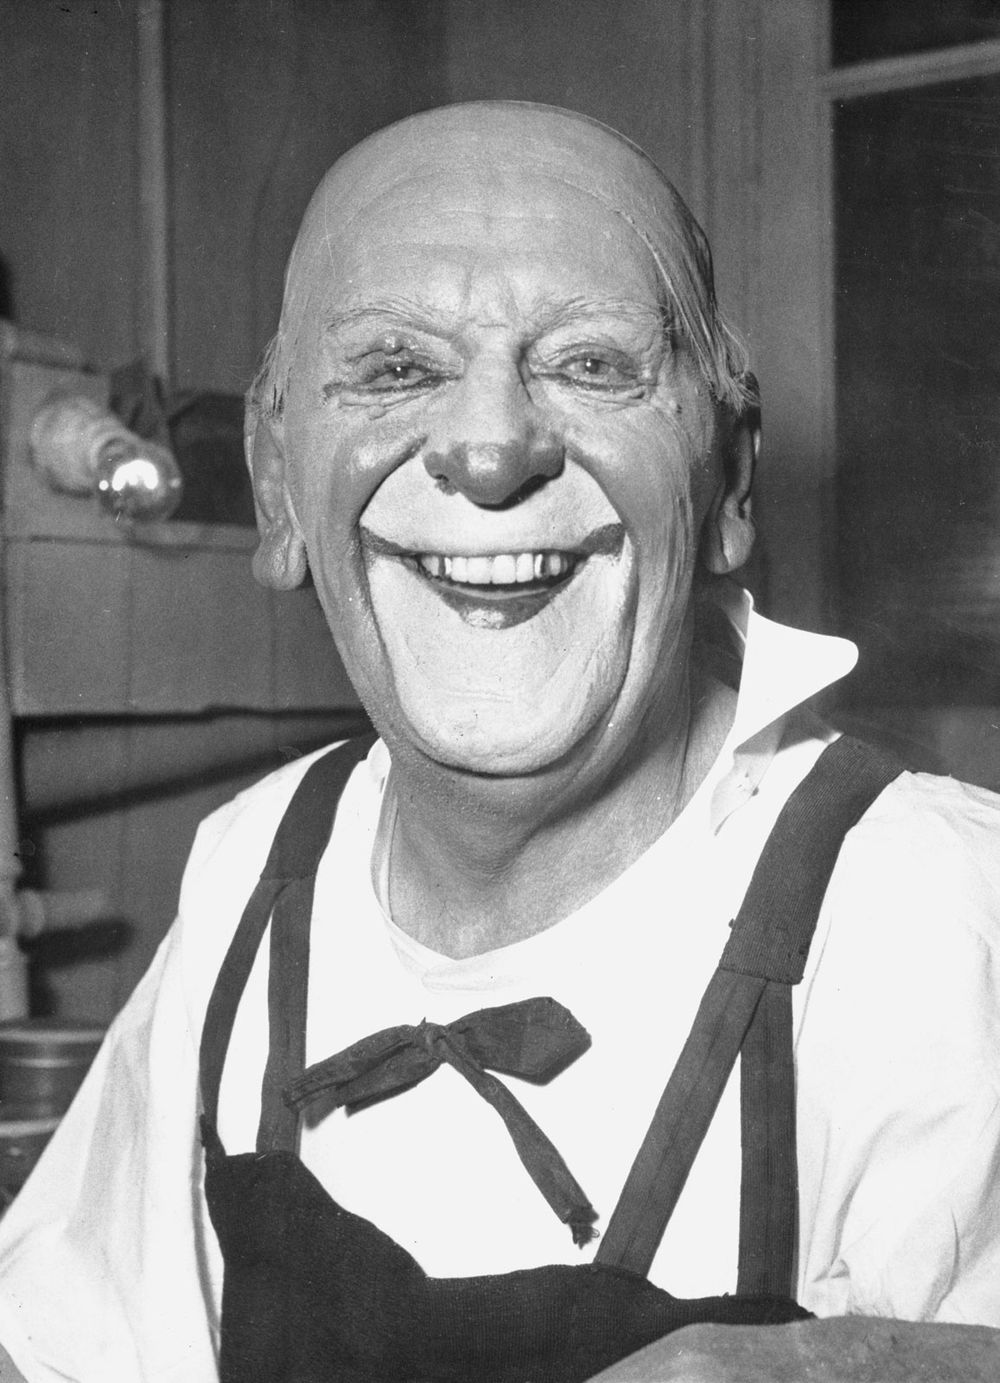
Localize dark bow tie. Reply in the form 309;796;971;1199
284;996;598;1246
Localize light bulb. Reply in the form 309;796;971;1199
93;435;183;522
30;394;184;524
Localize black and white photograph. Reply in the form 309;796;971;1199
0;2;998;1379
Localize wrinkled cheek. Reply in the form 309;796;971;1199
280;446;377;691
633;484;697;619
613;489;699;725
285;424;368;569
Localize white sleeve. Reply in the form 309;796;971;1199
0;920;220;1383
796;773;1000;1326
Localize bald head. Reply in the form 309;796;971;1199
250;102;749;422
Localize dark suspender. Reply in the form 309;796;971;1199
594;736;902;1292
199;732;377;1149
200;731;902;1299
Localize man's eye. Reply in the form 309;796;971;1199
356;354;437;392
556;353;637;391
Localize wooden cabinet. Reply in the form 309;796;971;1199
1;357;361;719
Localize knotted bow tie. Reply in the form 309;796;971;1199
284;996;598;1246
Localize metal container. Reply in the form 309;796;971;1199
0;1018;105;1117
0;1115;61;1207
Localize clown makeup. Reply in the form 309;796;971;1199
262;106;750;784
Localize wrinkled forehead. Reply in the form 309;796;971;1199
281;103;711;328
306;175;663;329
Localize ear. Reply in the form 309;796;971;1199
245;408;308;590
700;374;760;575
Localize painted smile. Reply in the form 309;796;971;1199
361;523;624;627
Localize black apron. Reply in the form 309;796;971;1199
199;734;900;1382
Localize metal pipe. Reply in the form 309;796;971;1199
136;0;172;383
0;454;30;1013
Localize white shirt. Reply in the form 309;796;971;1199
0;592;998;1382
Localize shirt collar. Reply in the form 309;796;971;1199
703;583;857;830
716;583;857;749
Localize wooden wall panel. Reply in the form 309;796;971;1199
167;0;449;393
753;0;831;633
690;0;830;632
440;0;697;200
0;0;141;369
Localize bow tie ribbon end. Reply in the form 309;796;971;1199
284;996;599;1247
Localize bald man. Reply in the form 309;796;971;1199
0;104;998;1382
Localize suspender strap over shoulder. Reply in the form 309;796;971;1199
732;736;902;1296
595;736;902;1290
199;732;378;1150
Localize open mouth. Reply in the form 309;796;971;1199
362;524;623;628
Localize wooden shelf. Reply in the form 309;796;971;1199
1;357;361;718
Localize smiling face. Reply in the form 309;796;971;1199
255;107;754;785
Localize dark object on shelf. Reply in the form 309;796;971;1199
167;391;256;527
109;360;255;527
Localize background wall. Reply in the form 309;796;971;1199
0;1;142;368
168;0;449;392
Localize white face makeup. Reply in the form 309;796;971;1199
277;148;729;781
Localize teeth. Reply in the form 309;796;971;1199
492;554;517;584
416;551;577;586
466;556;492;585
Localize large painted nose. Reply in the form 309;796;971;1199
422;354;563;507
